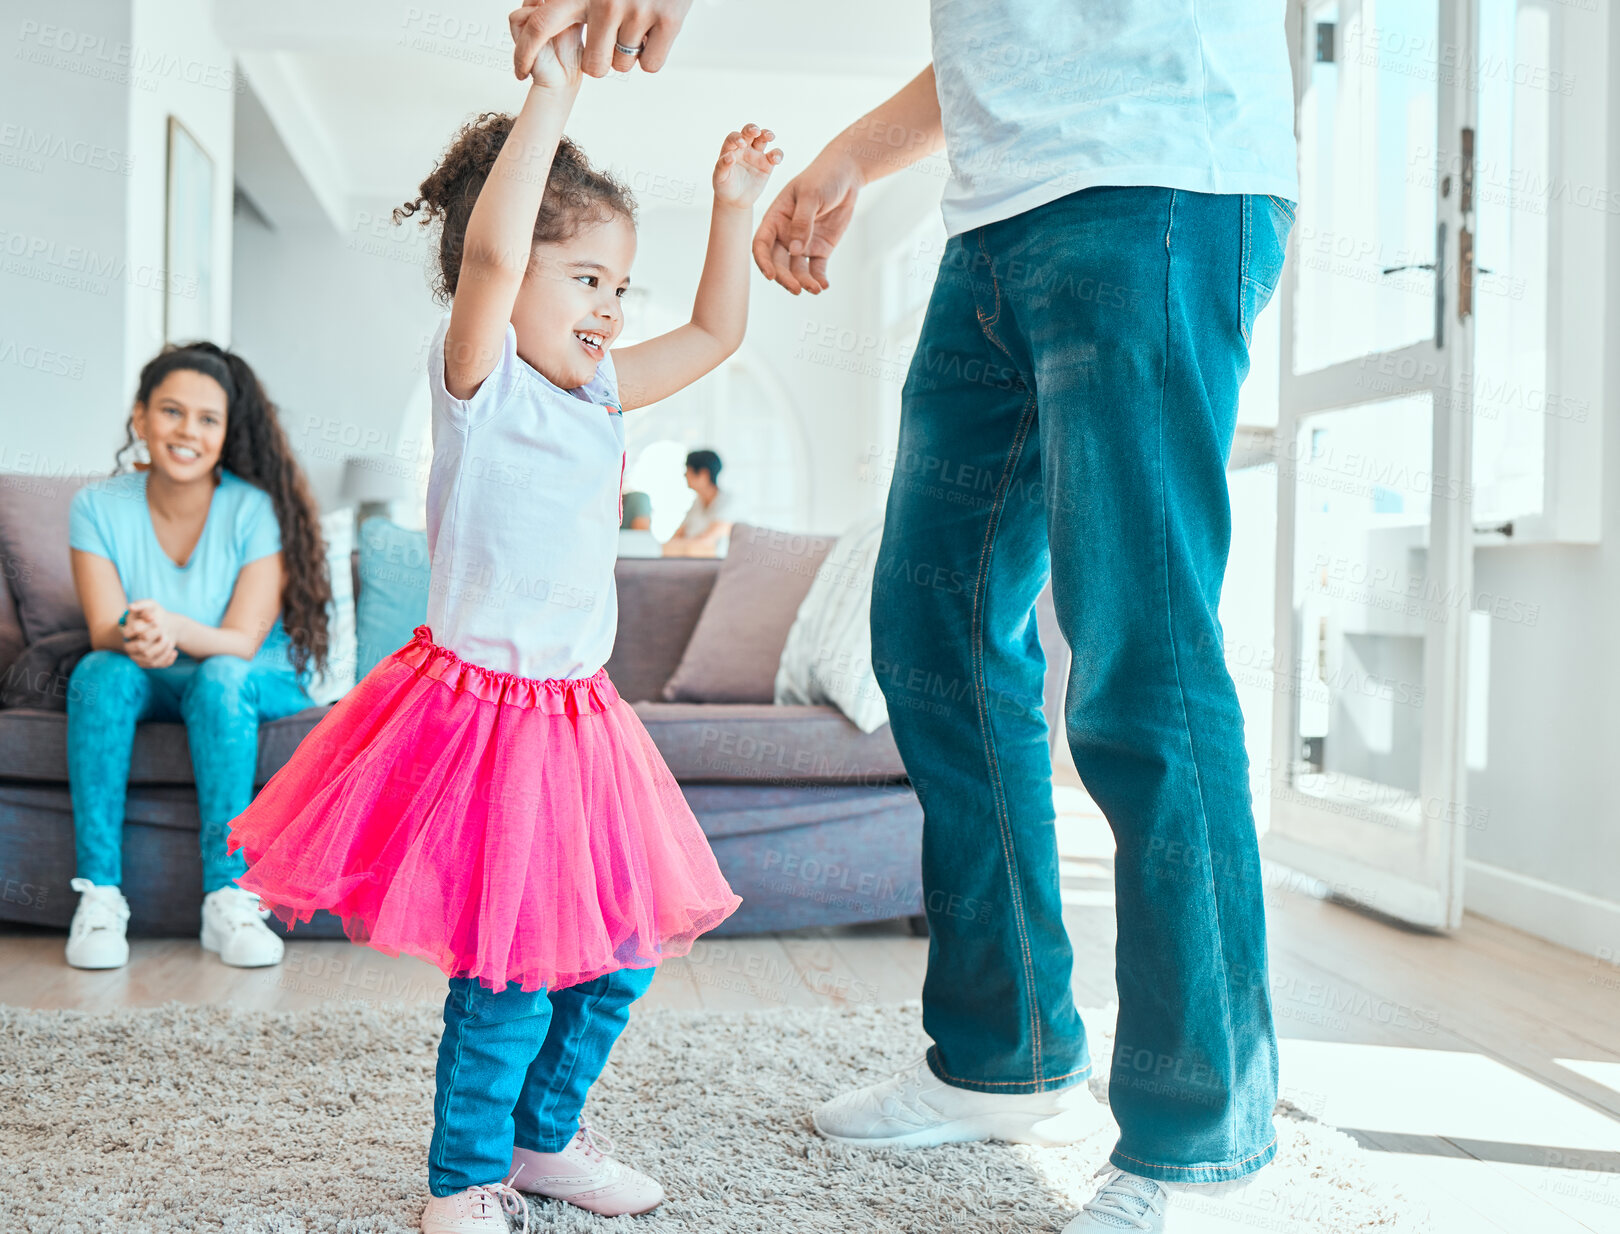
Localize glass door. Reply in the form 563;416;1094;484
1266;0;1479;928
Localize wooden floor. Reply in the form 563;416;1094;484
4;773;1618;1232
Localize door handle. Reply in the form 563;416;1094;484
1458;226;1474;322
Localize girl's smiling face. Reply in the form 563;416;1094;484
133;369;229;482
511;211;636;391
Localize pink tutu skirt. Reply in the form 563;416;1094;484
228;625;740;992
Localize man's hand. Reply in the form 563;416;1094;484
513;0;693;80
752;151;865;295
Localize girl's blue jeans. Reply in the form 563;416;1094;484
429;966;656;1196
873;187;1293;1183
66;650;314;893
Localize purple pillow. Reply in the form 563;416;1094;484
0;473;92;643
660;524;834;704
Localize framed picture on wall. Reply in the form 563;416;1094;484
163;115;214;344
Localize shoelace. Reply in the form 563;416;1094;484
867;1057;937;1124
70;879;128;932
1080;1167;1166;1230
574;1122;616;1163
467;1182;529;1233
213;890;270;930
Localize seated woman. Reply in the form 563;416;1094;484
62;342;330;971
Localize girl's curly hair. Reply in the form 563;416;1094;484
392;116;636;304
114;343;332;680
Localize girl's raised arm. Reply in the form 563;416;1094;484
613;125;782;411
444;23;583;401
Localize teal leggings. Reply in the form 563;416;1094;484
67;650;313;893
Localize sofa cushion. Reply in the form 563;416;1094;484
0;704;330;785
632;700;905;784
0;542;23;680
659;525;834;704
0;473;93;644
355;518;430;678
0;630;91;711
604;557;721;703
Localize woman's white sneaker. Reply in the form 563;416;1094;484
64;878;130;969
812;1055;1108;1149
200;886;284;967
508;1125;664;1216
421;1183;530;1233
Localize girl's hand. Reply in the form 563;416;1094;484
713;124;784;210
511;10;583;92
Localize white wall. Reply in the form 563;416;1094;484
0;0;235;475
1;0;134;473
229;203;443;509
125;0;236;361
1454;1;1620;953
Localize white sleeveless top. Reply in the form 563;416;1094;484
423;315;625;681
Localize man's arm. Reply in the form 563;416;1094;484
752;65;944;296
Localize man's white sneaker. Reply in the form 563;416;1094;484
812;1055;1108;1149
508;1125;664;1216
64;878;130;969
1064;1166;1264;1232
421;1183;530;1233
200;886;284;967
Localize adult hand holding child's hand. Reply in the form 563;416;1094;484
510;0;693;80
713;124;784;210
510;10;584;93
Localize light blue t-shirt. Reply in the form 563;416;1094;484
931;0;1299;235
68;469;302;679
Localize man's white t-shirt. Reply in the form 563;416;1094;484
930;0;1299;236
675;489;738;541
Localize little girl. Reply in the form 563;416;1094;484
227;24;782;1234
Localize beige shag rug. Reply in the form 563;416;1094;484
0;1000;1423;1233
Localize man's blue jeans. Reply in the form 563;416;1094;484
872;187;1293;1183
67;651;314;893
429;966;656;1196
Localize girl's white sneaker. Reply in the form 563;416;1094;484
64;878;130;970
421;1183;530;1233
200;887;284;967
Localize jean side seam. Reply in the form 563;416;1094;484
430;982;476;1192
1156;191;1242;1163
964;377;1044;1085
1239;195;1253;344
975;228;1003;328
969;248;1049;1085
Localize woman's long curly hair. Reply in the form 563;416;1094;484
114;343;331;679
391;116;636;304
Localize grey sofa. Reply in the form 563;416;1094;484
0;473;1070;939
